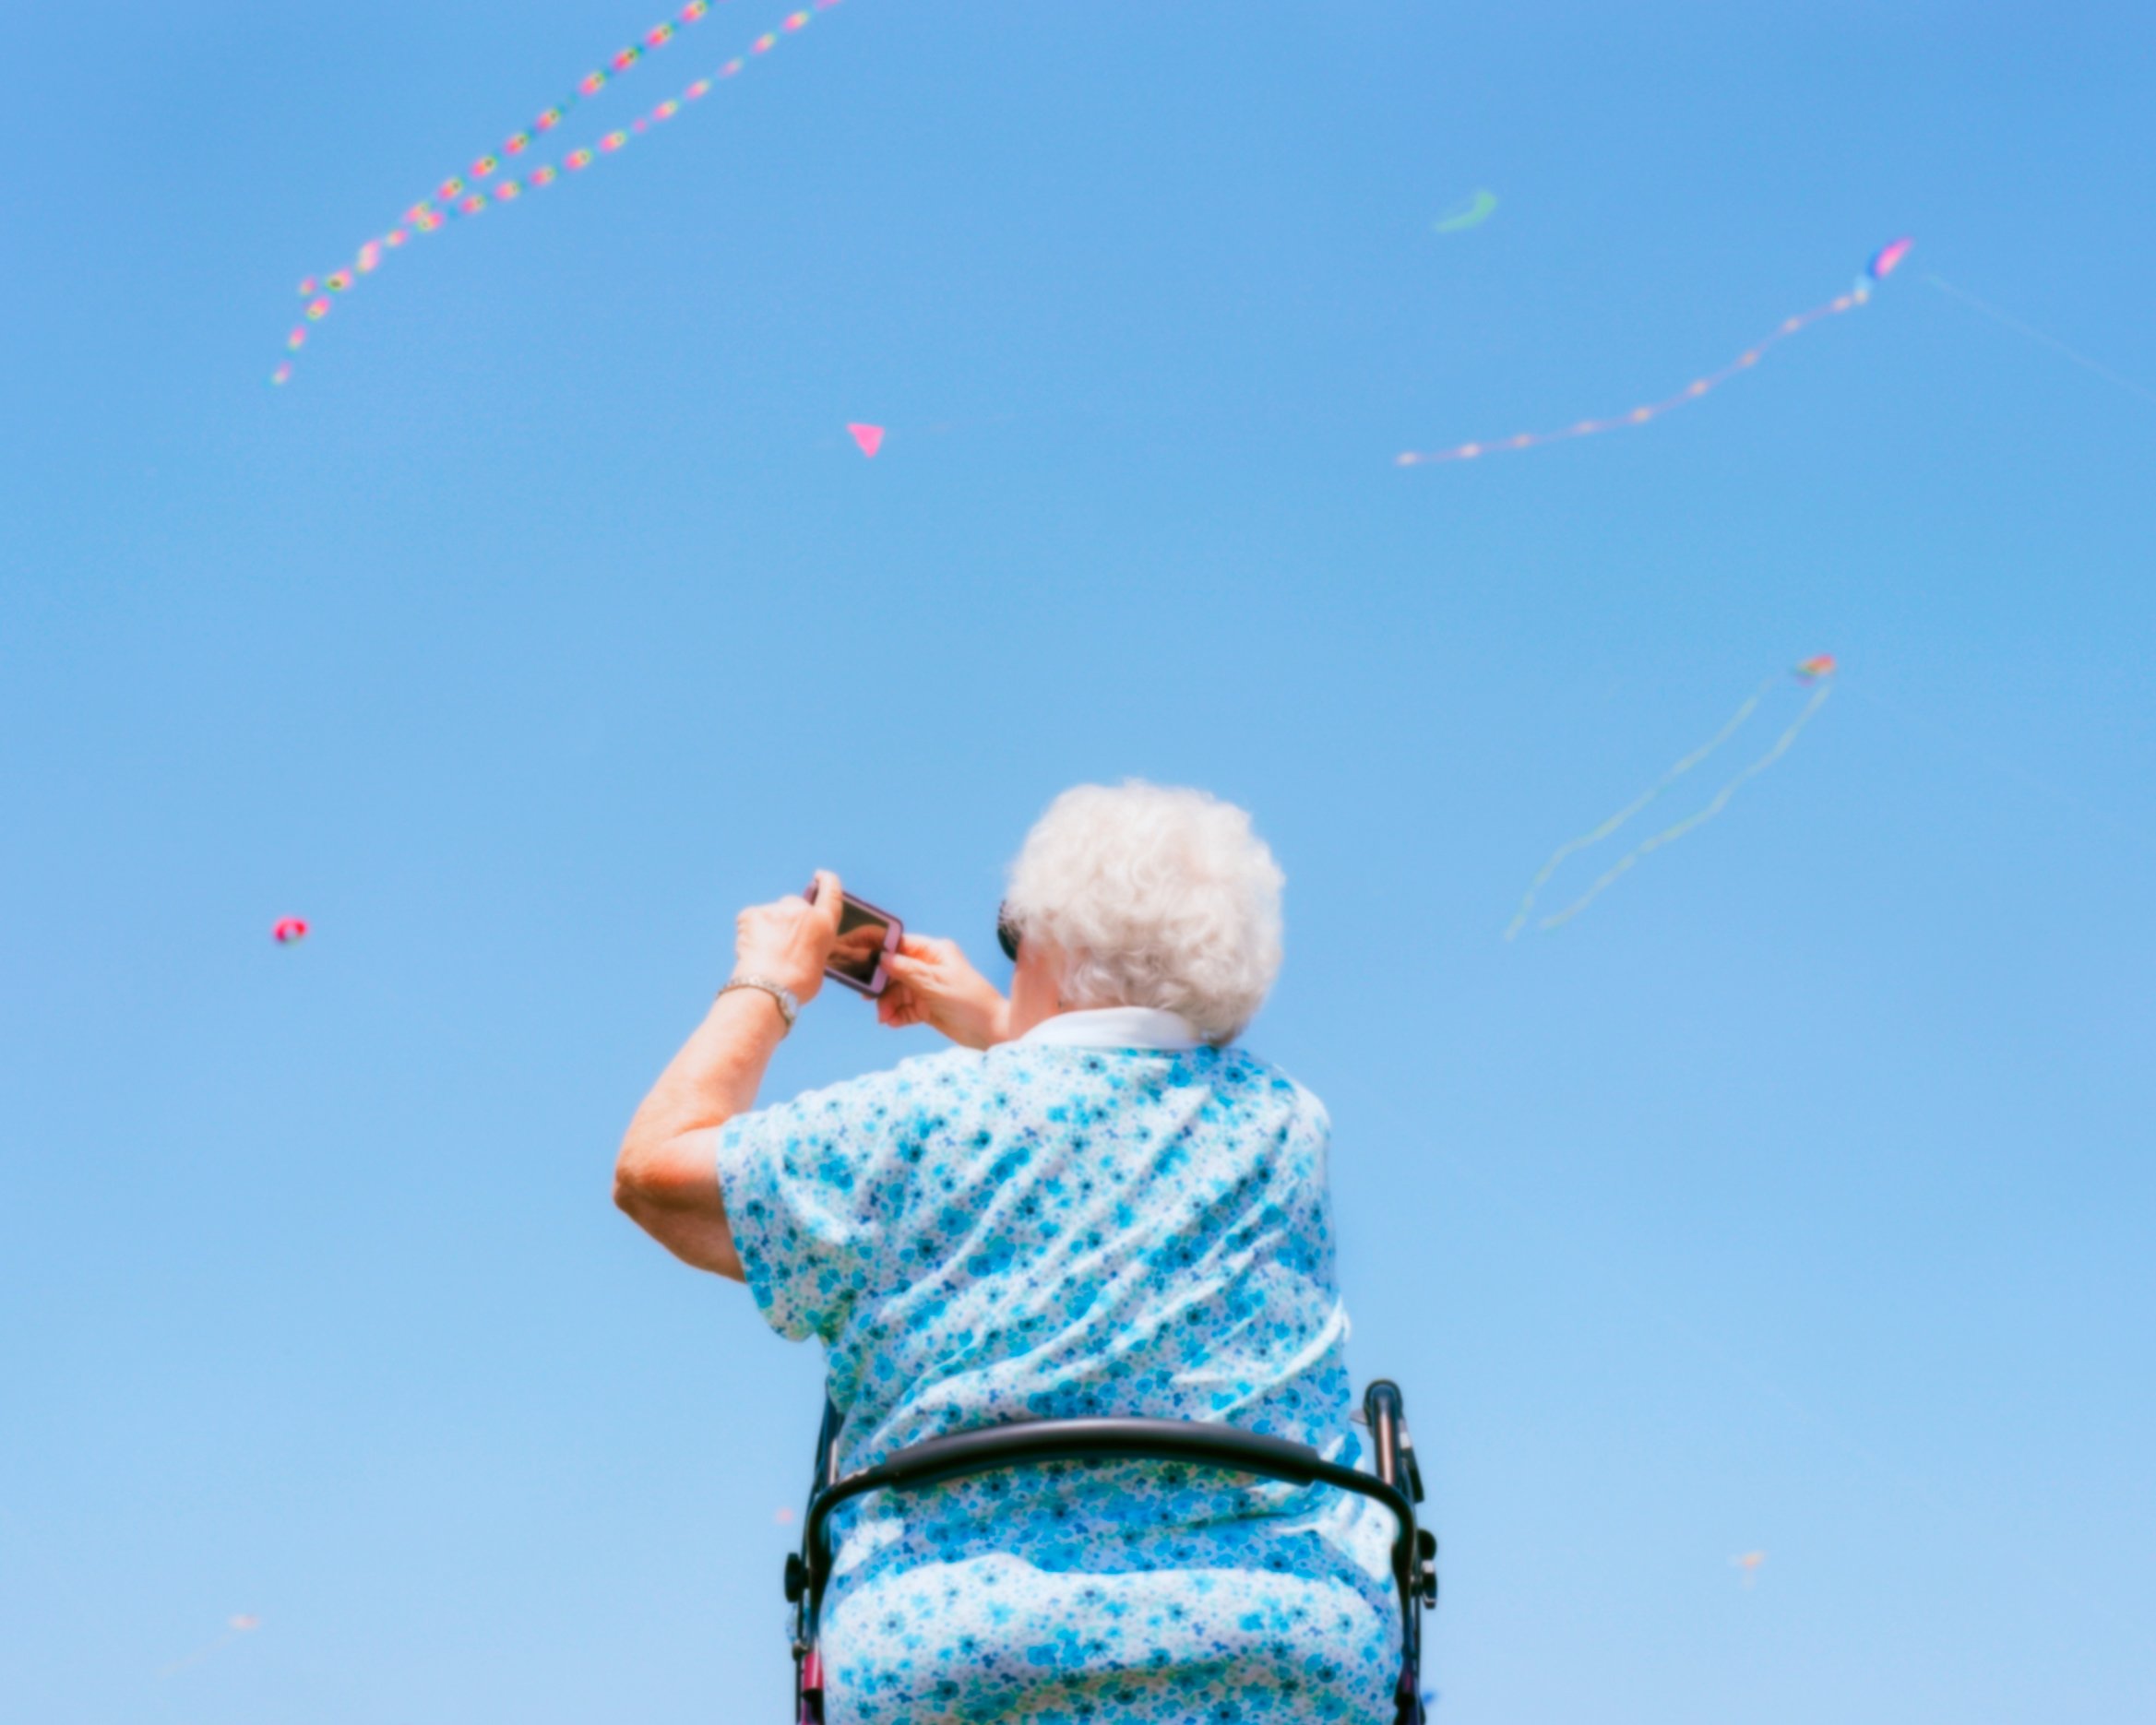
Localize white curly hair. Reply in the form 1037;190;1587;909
1003;781;1285;1046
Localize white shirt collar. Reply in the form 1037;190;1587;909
1016;1006;1203;1052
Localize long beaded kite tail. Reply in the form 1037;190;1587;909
273;1;845;386
1398;291;1867;466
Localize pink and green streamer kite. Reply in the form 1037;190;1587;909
273;0;844;385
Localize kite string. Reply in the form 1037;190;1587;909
158;1620;254;1679
1842;683;2156;861
1538;682;1834;932
1504;677;1778;940
1924;274;2156;409
1400;289;1867;466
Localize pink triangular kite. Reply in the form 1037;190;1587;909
847;422;884;458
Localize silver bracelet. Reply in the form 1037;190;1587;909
719;974;799;1033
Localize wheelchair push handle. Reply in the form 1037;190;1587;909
1364;1379;1436;1610
803;1416;1416;1597
789;1389;1437;1725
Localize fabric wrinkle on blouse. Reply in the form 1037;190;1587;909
716;1007;1401;1722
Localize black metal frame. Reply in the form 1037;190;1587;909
782;1380;1436;1724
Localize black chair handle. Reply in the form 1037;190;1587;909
803;1418;1419;1625
861;1417;1335;1492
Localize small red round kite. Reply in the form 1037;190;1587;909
846;422;884;458
272;918;310;945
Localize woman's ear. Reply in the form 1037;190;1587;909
1007;936;1067;1037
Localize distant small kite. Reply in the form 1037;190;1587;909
1506;657;1838;937
1400;240;1911;467
159;1614;260;1677
272;918;309;945
1867;238;1912;283
1434;190;1497;233
1733;1552;1767;1588
846;422;885;458
774;1505;799;1525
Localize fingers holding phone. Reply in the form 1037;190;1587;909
881;934;1011;1050
733;869;847;1004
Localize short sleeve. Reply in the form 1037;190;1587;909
716;1066;899;1344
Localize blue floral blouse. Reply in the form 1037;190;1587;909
716;1014;1400;1723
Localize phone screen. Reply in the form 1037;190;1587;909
828;898;894;986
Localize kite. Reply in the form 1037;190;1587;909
272;918;309;945
1505;656;1837;938
774;1505;799;1525
1733;1552;1766;1588
159;1614;260;1677
271;0;848;385
828;412;1015;454
1866;237;1912;283
1400;239;1912;466
1434;190;1497;233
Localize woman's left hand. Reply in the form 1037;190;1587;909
876;934;1011;1047
732;869;847;1005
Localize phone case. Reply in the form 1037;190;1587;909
805;881;903;997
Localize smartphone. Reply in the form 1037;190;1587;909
804;881;903;997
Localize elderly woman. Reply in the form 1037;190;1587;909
615;782;1400;1722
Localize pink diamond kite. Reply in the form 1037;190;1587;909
847;422;884;458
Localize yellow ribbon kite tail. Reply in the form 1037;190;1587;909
1536;682;1833;933
1504;678;1775;939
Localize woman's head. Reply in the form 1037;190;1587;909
1003;781;1285;1045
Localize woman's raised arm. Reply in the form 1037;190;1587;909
613;871;845;1277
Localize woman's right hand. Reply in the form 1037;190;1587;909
876;934;1012;1049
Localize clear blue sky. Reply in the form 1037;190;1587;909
4;2;2151;1720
